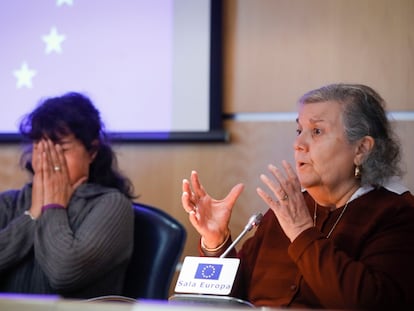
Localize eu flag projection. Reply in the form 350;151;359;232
1;0;214;138
194;263;223;280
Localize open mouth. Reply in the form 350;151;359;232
297;162;306;168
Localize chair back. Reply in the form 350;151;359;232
122;202;186;300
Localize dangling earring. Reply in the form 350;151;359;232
355;165;361;179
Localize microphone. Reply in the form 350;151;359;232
219;212;263;258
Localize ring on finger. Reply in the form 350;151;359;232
53;165;61;171
281;193;289;201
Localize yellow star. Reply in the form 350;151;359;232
13;62;37;89
42;27;66;54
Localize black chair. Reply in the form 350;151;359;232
122;202;187;300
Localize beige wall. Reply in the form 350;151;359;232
1;0;413;294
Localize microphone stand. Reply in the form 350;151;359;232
219;213;263;258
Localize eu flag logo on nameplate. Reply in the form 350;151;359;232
175;256;240;295
194;263;223;280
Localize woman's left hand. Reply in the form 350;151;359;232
256;160;313;242
41;139;85;207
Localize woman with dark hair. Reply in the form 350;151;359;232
0;92;135;298
182;83;414;309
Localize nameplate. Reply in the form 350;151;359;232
175;256;240;295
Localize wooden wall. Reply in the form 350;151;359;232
1;0;413;295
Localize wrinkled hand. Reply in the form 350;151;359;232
181;170;244;248
256;160;313;242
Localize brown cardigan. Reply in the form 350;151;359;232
200;188;414;309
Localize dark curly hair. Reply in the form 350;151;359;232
19;92;135;199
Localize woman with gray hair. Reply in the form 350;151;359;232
301;83;402;187
182;83;414;309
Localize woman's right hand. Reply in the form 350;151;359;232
29;141;44;219
182;170;244;249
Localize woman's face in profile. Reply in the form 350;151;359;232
294;101;358;191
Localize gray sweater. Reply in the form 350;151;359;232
0;183;134;298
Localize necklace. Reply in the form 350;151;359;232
313;201;350;239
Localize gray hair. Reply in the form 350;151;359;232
298;83;403;187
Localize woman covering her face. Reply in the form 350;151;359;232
0;92;135;298
181;83;414;309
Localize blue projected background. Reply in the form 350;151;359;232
0;0;221;141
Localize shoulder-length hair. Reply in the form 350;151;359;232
19;92;135;199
